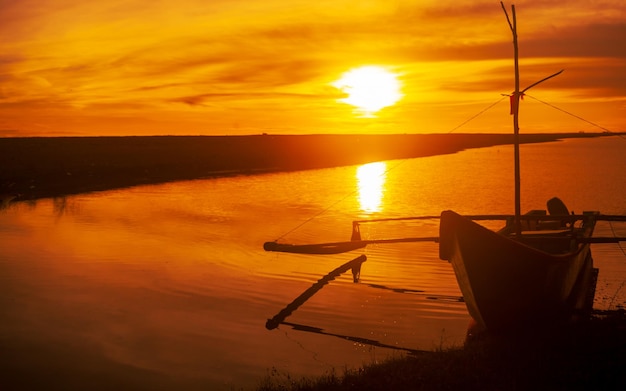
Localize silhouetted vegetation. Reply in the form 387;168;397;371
256;311;626;391
0;133;610;201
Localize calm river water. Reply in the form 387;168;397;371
1;136;625;390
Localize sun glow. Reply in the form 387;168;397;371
333;66;403;117
356;162;387;213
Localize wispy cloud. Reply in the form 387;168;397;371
0;0;624;136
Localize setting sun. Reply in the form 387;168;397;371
1;1;624;136
333;66;403;117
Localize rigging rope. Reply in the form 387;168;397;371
273;160;407;242
273;191;355;242
273;98;508;241
609;221;626;258
525;94;625;138
447;96;508;134
273;93;621;241
605;221;626;310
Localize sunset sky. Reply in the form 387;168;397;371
1;0;624;137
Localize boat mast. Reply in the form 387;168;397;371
502;2;564;236
501;2;522;235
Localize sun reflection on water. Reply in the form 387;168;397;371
357;162;387;213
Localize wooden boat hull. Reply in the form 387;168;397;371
439;210;596;332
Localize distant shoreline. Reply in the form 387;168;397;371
0;133;614;201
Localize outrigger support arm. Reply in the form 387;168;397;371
264;214;626;254
264;233;626;256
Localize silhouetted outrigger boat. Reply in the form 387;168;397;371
264;208;626;332
263;3;626;333
439;204;624;332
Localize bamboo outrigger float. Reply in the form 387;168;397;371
264;2;626;333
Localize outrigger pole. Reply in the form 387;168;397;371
264;214;626;255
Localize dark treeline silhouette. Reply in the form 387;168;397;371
0;133;610;201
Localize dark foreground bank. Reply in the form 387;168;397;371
0;133;609;201
257;311;626;391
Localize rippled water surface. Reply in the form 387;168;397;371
1;136;625;390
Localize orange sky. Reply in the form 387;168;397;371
1;0;624;137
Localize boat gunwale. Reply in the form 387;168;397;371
442;210;597;262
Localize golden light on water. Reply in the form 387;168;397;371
357;162;387;213
333;66;403;117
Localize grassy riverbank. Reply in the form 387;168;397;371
0;133;607;201
256;311;626;391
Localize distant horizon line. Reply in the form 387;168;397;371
1;131;623;139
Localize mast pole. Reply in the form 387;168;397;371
502;2;522;236
502;3;564;236
512;4;522;236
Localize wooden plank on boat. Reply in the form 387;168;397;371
596;215;626;222
520;229;572;236
580;237;626;243
353;213;626;225
353;214;512;224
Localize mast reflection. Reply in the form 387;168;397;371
356;162;387;213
